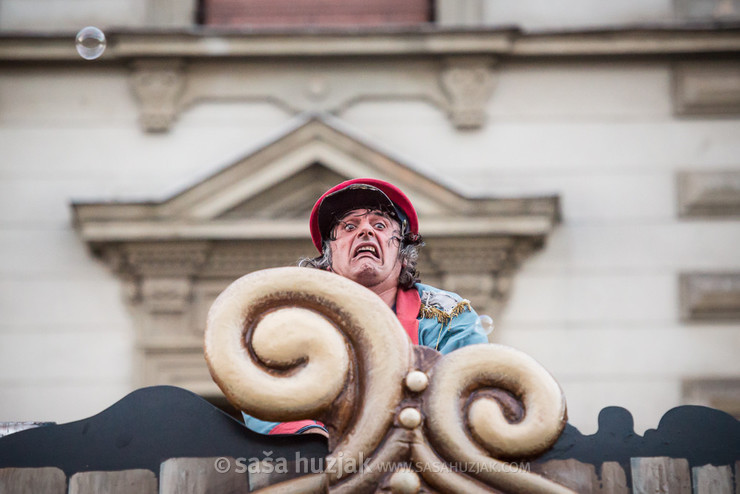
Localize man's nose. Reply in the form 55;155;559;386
357;222;375;237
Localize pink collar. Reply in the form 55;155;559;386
395;287;420;345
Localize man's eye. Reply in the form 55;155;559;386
374;222;386;229
344;224;356;231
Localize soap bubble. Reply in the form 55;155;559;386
75;26;106;60
475;315;495;336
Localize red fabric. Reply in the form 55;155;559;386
309;178;419;252
268;420;325;435
395;288;420;345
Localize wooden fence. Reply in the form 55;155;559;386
0;385;737;494
1;456;737;493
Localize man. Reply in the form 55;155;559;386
244;178;487;435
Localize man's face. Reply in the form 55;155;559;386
329;209;403;291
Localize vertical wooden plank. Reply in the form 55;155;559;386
692;464;733;494
534;458;599;493
159;457;248;494
247;460;305;491
68;469;157;494
600;461;629;494
630;457;690;494
0;467;66;494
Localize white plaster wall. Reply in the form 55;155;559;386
482;0;675;30
0;66;292;423
0;0;149;31
340;60;740;433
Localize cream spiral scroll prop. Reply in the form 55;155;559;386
204;267;412;485
205;267;572;493
420;344;571;494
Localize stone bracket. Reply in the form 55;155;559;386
128;56;498;132
440;56;498;129
679;272;740;321
130;59;187;132
672;60;740;116
677;170;740;218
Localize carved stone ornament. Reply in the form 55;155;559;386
204;267;570;493
440;57;497;129
130;59;186;132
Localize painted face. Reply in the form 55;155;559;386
328;209;403;291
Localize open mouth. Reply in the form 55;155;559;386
353;244;380;260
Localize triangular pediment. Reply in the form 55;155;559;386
216;162;347;220
73;114;558;242
70;114;562;395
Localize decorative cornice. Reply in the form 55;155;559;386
73;115;560;239
76;216;556;243
1;24;739;62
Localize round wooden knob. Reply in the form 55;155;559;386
405;370;429;392
389;468;421;494
398;407;422;429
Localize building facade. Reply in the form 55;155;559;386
1;0;739;434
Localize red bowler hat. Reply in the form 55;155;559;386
309;178;419;252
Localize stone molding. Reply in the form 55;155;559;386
679;272;740;321
4;26;740;61
677;170;740;218
128;55;498;132
672;60;740;116
140;277;193;314
73;115;559;241
73;115;560;390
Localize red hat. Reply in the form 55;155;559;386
309;178;419;252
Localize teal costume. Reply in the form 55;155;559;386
415;283;487;353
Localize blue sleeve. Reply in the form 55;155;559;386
241;411;279;435
436;307;487;355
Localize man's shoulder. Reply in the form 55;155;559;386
414;282;463;303
414;283;473;324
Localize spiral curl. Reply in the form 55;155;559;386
204;267;412;485
422;344;570;494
